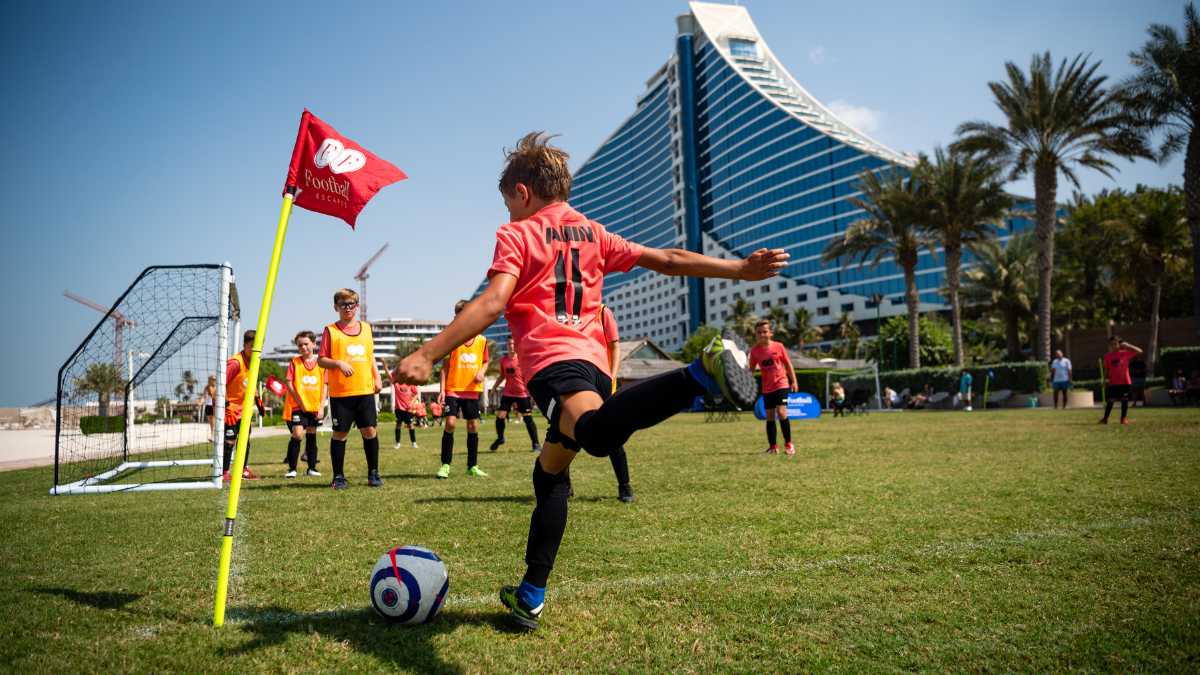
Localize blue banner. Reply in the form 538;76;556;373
755;392;822;420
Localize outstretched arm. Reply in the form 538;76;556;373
637;247;789;280
395;273;517;384
1121;341;1143;354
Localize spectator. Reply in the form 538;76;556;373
958;370;974;412
1169;370;1188;405
907;384;933;410
1050;349;1073;410
882;386;898;409
830;381;847;417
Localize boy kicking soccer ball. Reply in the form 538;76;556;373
318;289;384;489
395;132;787;630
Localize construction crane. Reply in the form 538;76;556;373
64;290;135;366
354;243;389;324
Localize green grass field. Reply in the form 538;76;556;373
2;408;1198;673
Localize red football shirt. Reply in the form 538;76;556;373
1104;348;1136;385
600;306;619;344
499;354;529;398
488;202;643;380
393;383;418;411
749;340;792;394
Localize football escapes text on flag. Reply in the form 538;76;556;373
285;109;407;228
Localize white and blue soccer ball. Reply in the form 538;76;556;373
369;545;449;624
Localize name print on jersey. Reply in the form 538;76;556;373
544;224;595;244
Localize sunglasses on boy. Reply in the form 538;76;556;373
338;301;358;310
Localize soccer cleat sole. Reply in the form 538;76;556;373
718;330;757;409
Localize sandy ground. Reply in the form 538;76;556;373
0;423;289;472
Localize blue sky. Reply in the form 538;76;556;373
0;0;1186;406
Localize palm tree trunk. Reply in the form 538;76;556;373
1033;160;1057;362
99;393;110;419
904;264;921;368
945;244;964;366
1186;128;1200;342
1005;311;1021;361
1149;277;1162;377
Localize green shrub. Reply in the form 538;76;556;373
80;416;125;435
845;361;1049;395
1073;377;1166;395
1160;346;1200;378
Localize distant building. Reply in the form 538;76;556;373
263;317;450;365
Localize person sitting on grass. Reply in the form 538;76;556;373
907;384;932;410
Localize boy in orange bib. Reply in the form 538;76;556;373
317;288;383;489
436;299;489;479
283;330;326;477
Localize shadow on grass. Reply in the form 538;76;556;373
33;587;141;610
225;605;516;674
413;495;534;505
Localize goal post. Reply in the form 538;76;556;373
52;264;238;495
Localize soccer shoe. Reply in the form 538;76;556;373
764;445;779;455
1098;418;1109;425
331;475;349;490
618;483;635;503
436;463;451;479
964;406;973;412
694;330;757;409
490;437;506;451
784;442;795;457
532;443;542;453
466;465;489;477
411;442;419;449
499;585;542;631
306;468;322;477
394;442;402;449
367;470;384;487
242;468;261;481
285;469;297;479
222;470;231;483
1121;418;1132;426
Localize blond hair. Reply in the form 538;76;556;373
498;132;571;201
333;288;359;305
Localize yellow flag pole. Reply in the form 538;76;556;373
213;188;295;627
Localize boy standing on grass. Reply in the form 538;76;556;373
490;336;542;453
600;304;635;503
391;372;420;449
394;132;786;630
223;330;265;482
283;330;325;478
749;319;798;455
1100;336;1143;425
1050;349;1073;409
318;289;383;489
959;369;973;412
437;300;489;479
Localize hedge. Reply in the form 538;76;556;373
80;416;125;435
1160;347;1200;378
1072;377;1166;395
844;361;1049;395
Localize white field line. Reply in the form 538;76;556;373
226;512;1193;626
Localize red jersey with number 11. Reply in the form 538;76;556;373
488;202;642;381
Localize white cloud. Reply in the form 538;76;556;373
826;100;883;135
808;46;826;65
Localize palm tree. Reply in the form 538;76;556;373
1106;187;1189;375
74;362;125;418
954;52;1152;361
962;234;1037;360
824;165;935;368
916;147;1011;366
1123;3;1200;342
791;307;824;350
1056;190;1125;326
766;306;792;345
835;312;861;359
726;297;757;342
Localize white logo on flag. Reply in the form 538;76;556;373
346;344;367;357
314;139;366;175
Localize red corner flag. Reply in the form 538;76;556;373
284;109;406;228
264;375;286;398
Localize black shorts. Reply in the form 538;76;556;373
444;396;481;421
762;388;790;409
395;410;414;425
287;411;319;431
527;360;612;451
1106;384;1131;401
204;404;214;418
330;395;378;433
223;417;251;442
499;395;533;415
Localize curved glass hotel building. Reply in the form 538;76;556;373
481;2;1031;351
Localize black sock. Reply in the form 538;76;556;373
1103;401;1114;420
1120;400;1129;420
305;433;318;469
395;424;401;444
331;439;347;476
572;368;704;455
524;415;539;445
780;418;792;444
523;458;571;588
467;432;479;468
223;442;233;472
408;427;417;444
496;417;506;441
766;420;777;446
286;437;301;471
609;446;630;486
441;431;454;465
364;436;380;473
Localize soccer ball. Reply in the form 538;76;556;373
368;545;449;624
